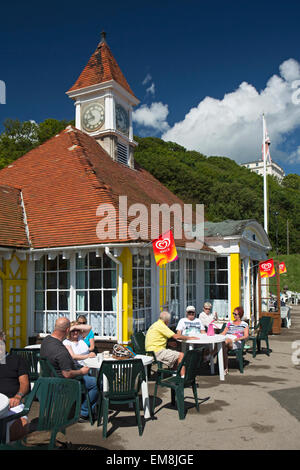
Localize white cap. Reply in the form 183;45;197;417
186;305;196;312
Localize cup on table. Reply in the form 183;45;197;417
103;350;110;359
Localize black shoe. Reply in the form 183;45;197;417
78;415;89;423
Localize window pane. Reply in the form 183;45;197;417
217;271;228;284
59;291;70;310
47;272;57;289
47;291;57;310
133;290;138;309
47;258;57;271
145;269;151;286
90;291;102;311
35;257;45;271
104;313;116;336
35;273;45;290
217;257;227;269
76;255;88;269
76;271;87;289
145;288;151;307
76;291;88;311
89;252;102;269
59;256;70;271
59;271;70;289
90;270;101;289
132;269;137;286
35;292;44;310
34;312;44;332
138;270;144;288
103;254;113;269
103;270;116;288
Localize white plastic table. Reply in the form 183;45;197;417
182;334;226;381
84;354;153;419
0;393;9;419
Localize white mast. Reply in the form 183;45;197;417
263;114;268;234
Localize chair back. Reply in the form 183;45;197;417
38;357;59;378
259;317;273;336
177;349;205;386
130;332;146;354
98;359;146;400
10;348;40;382
27;377;81;449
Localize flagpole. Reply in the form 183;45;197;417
263;114;268;234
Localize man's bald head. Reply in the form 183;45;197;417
54;317;70;333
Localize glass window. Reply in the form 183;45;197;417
132;253;152;333
34;255;70;334
75;252;117;337
204;257;229;319
186;258;196;307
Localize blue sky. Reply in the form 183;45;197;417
1;0;300;175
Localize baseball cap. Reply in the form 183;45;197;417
186;305;196;313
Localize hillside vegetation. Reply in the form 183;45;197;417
0;119;299;254
134;136;300;254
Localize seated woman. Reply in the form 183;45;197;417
63;322;96;367
221;306;249;374
76;315;95;352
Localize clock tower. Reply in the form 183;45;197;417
66;32;139;168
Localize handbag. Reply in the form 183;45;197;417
207;322;215;336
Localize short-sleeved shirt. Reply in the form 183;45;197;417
40;335;74;377
83;330;94;348
225;321;248;338
0;355;29;398
63;337;89;366
176;317;204;336
145;319;175;353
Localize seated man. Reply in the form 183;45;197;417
145;311;198;375
176;305;205;336
40;317;98;423
0;330;30;442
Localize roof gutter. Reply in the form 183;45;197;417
105;247;123;345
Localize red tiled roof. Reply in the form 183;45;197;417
67;36;136;98
0;185;29;248
0;126;213;251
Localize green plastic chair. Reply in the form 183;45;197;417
96;359;146;439
130;331;160;363
152;348;207;420
10;348;40;384
38;356;93;425
248;317;273;358
0;377;81;449
227;340;246;373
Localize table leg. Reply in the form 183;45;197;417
141;366;151;419
217;343;225;381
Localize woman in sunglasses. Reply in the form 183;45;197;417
221;307;249;374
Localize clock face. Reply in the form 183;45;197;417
82;102;105;132
116;104;129;134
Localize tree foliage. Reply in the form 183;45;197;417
134;136;300;254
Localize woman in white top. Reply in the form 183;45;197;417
199;302;218;330
63;321;96;367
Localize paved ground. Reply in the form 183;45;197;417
28;305;300;451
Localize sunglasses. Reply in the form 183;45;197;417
77;322;86;324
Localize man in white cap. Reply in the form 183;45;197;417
176;306;205;336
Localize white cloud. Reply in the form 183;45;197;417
146;82;155;95
133;102;170;132
161;58;300;165
142;73;152;85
